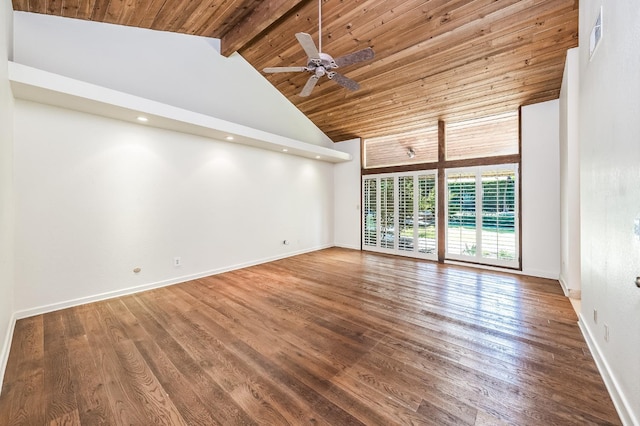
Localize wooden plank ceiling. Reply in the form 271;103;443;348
12;0;578;142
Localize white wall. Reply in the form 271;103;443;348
559;47;581;297
578;1;640;423
0;0;15;385
333;138;361;250
12;12;332;147
13;100;334;314
521;100;561;279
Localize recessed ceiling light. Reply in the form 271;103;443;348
137;116;148;122
282;148;288;152
225;136;234;141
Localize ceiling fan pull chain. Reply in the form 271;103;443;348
318;0;322;53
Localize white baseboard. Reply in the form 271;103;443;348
333;243;361;251
520;267;559;280
445;261;559;280
559;276;581;299
578;314;638;425
559;275;569;295
13;244;332;320
568;288;581;299
0;312;17;392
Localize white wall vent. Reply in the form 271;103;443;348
589;6;603;60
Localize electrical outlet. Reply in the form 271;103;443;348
174;257;182;267
593;309;598;324
604;324;609;342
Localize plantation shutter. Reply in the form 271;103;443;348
446;171;477;257
445;165;519;268
361;172;437;260
398;176;414;252
418;174;437;254
363;178;377;247
480;168;517;262
380;177;395;249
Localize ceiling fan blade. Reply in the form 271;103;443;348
295;32;320;60
328;72;360;91
334;47;375;67
263;66;307;73
299;75;320;97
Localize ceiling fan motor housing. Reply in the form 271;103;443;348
307;53;337;70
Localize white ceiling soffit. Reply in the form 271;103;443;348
8;62;351;163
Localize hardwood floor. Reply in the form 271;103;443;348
0;248;620;425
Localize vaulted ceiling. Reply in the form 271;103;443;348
11;0;578;142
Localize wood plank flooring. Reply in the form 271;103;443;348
0;248;621;425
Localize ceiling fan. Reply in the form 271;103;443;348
263;0;375;97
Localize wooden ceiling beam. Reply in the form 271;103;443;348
220;0;308;57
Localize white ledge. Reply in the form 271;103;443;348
8;62;352;163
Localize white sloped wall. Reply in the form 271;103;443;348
12;12;332;147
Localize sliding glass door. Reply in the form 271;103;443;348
363;165;518;268
362;171;437;260
446;164;519;268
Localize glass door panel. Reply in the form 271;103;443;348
418;174;437;254
398;176;414;252
380;177;395;249
363;178;377;247
446;171;477;257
